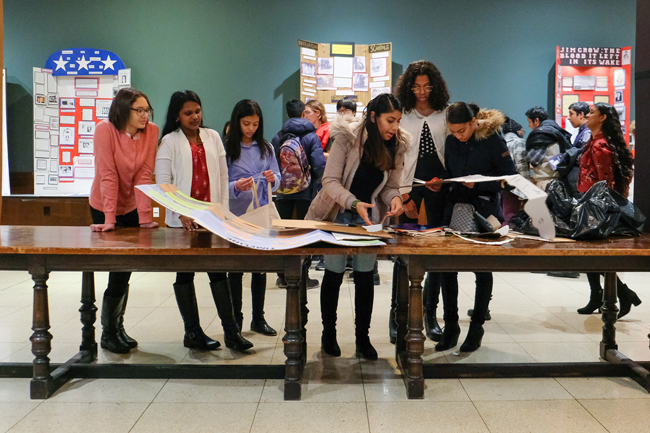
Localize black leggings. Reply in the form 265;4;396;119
175;272;227;285
441;272;493;325
90;206;139;297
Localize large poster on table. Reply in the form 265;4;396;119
33;48;130;196
555;46;632;147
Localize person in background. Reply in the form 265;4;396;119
222;121;230;139
500;117;530;225
271;99;326;289
89;87;158;354
577;103;641;318
567;101;591;148
390;60;451;343
303;100;330;157
306;94;406;360
155;90;253;352
336;97;358;116
525;106;571;191
224;99;281;337
428;102;517;353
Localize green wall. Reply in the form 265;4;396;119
4;0;636;172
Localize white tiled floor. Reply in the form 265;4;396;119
0;266;649;432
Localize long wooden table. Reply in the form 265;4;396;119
384;234;650;397
1;226;649;400
0;225;360;400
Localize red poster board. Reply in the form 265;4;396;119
555;46;632;146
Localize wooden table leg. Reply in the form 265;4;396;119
600;272;619;358
79;272;98;358
300;257;310;366
394;257;409;357
404;256;426;399
283;257;303;400
28;256;53;399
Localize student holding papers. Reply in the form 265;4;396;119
224;99;281;337
305;94;406;360
89;88;158;354
155;90;252;352
427;102;517;353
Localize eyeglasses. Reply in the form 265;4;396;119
411;85;433;94
131;107;153;116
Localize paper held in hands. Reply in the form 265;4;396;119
401;174;555;240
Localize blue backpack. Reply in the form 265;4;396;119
277;133;311;194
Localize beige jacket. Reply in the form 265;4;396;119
305;115;409;223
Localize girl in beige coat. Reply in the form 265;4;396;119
306;94;408;360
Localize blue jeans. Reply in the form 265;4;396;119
324;211;377;273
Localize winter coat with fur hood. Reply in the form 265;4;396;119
305;115;409;223
443;108;517;222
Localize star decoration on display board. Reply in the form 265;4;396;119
45;48;126;76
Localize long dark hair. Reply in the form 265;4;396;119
447;102;480;124
360;93;402;171
159;90;204;143
224;99;271;162
594;103;634;195
109;87;153;132
394;60;449;112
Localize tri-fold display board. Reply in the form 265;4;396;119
32;48;131;195
555;46;632;144
298;39;392;117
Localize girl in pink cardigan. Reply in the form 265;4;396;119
89;88;158;354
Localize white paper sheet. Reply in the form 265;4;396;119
334;57;353;78
334;77;352;88
82;109;93;121
301;47;316;57
370;58;387;77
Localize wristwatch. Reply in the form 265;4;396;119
351;199;360;213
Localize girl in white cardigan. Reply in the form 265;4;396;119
155;90;252;352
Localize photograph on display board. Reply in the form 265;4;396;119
370;57;387;77
78;138;94;154
615;105;626;121
318;57;334;75
59;127;75;145
317;75;334;90
301;62;316;77
60;98;75;110
354;56;366;72
614;69;625;87
615;90;623;103
573;75;595;90
59;165;73;177
353;74;369;92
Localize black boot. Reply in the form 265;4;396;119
460;322;484;352
228;273;244;331
618;279;642;319
209;280;253;352
321;269;344;356
580;273;603;315
250;273;277;336
173;282;220;351
354;270;377;360
117;287;138;348
434;322;460;351
424;309;443;342
423;273;443;341
101;294;132;354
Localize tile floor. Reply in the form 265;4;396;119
0;265;649;432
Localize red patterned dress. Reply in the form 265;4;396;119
189;141;211;202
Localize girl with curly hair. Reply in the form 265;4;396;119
389;61;450;344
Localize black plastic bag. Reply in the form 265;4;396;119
545;180;577;221
510;181;645;239
570;181;621;239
